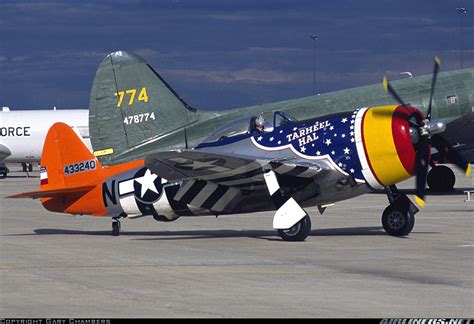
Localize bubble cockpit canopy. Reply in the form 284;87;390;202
200;111;297;145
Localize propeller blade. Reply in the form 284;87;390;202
426;56;441;120
414;135;430;207
383;76;408;108
430;134;471;176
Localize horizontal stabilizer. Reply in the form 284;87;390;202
6;185;95;199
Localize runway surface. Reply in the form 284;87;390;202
0;165;473;318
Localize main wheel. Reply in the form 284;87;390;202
277;215;311;241
382;205;415;236
427;165;455;192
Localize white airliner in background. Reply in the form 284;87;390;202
0;107;90;178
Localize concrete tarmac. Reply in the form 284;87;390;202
0;166;473;318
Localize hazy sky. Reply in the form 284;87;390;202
1;0;473;110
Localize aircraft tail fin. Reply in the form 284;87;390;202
89;51;196;165
37;122;104;191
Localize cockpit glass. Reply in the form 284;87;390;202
274;111;297;128
202;116;253;143
201;111;298;144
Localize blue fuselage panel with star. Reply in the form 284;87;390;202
251;110;364;181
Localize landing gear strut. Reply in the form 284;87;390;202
263;169;311;242
382;186;418;236
112;218;121;236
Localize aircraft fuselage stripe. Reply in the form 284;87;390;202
211;187;241;212
201;185;230;210
190;182;219;207
173;179;196;201
354;108;383;189
179;180;208;204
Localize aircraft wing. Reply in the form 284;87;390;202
146;150;322;186
145;150;324;213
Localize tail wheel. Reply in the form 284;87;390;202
278;215;311;242
382;205;415;236
112;221;121;236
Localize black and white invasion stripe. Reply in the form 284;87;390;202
172;179;242;213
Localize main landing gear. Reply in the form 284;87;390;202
382;186;419;236
112;218;121;236
263;169;312;242
277;215;312;242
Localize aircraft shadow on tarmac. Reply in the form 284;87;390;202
372;187;473;196
3;226;436;241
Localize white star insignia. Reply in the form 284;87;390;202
316;151;321;156
329;126;334;131
350;168;355;174
350;138;355;143
134;169;159;198
343;147;350;154
270;137;274;141
341;134;346;138
257;136;263;142
331;150;335;155
341;118;348;123
325;139;332;146
338;162;343;167
300;146;306;153
277;140;281;144
350;125;354;130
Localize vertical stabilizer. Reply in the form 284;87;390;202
89;51;196;165
40;122;103;191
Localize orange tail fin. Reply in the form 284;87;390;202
39;122;103;191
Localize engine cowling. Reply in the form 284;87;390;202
355;105;424;189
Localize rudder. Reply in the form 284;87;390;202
40;122;103;191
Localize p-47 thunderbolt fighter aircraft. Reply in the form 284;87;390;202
7;59;470;241
8;87;469;240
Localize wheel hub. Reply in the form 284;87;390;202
388;211;406;230
283;223;302;236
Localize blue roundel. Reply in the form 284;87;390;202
132;167;163;204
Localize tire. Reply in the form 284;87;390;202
277;215;311;242
112;222;120;236
427;165;455;192
382;205;415;236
